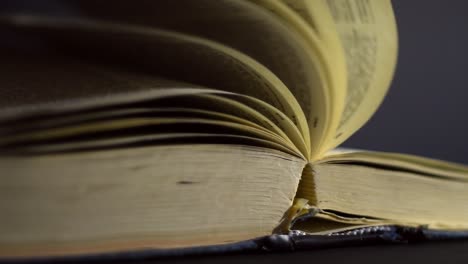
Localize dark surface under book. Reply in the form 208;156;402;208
130;240;468;264
6;227;468;263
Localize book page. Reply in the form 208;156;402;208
0;45;309;157
0;39;231;120
219;94;311;157
320;148;468;181
252;0;397;155
250;0;347;158
0;47;196;111
1;117;303;158
2;108;273;141
312;163;468;229
0;144;306;257
159;94;296;148
1;15;310;153
10;133;299;157
131;94;309;156
323;0;398;148
60;0;321;156
0;52;280;140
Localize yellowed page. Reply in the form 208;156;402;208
3;108;273;139
249;0;345;158
312;163;468;229
0;44;303;152
324;0;398;147
321;148;468;181
170;95;294;147
73;0;355;152
0;144;306;257
90;92;307;156
0;45;308;156
1;118;304;159
195;94;309;156
12;133;300;158
279;0;349;153
2;14;310;147
251;0;397;156
0;46;226;120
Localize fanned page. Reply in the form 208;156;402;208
116;0;391;157
251;0;398;155
248;0;346;158
42;0;327;157
324;0;398;147
72;0;379;158
4;0;399;158
0;15;310;159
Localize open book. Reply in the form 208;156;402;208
1;0;468;258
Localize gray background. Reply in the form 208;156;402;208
343;0;468;165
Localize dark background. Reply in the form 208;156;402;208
343;0;468;165
2;0;468;263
